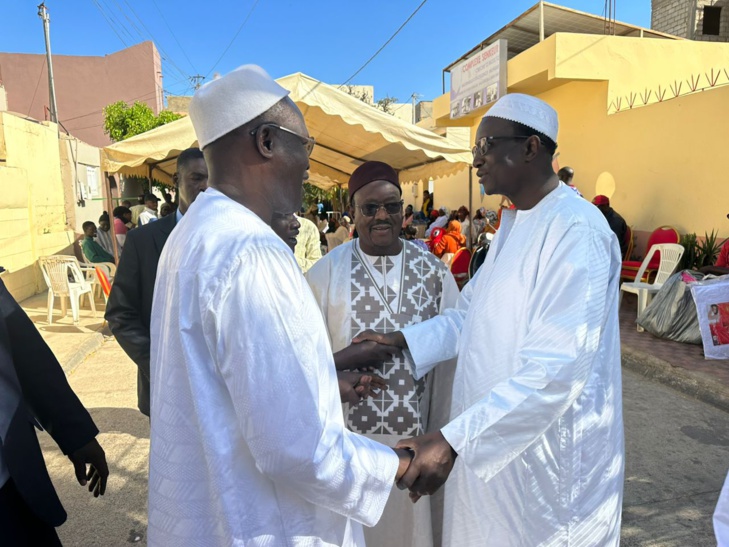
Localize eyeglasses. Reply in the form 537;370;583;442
471;135;542;158
357;200;404;217
249;123;316;156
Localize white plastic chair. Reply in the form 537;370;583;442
619;243;685;332
39;256;97;325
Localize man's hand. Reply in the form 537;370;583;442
333;340;403;371
68;438;109;497
337;371;387;405
352;329;408;351
395;431;457;503
393;447;414;483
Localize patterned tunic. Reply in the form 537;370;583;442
306;239;460;547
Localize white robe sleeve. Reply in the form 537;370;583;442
440;226;615;484
401;266;482;379
210;246;398;527
715;470;729;546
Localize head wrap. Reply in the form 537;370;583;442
447;220;461;233
592;195;610;206
484;93;558;143
189;64;290;149
348;161;401;198
447;220;467;245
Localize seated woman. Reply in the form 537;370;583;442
471;208;487;241
433;220;466;264
403;225;429;252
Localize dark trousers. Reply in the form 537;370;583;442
0;478;62;546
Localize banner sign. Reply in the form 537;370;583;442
691;276;729;360
449;39;507;119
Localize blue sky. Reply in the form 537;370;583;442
1;1;651;104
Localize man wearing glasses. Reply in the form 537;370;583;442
356;94;625;546
306;161;460;547
147;66;414;546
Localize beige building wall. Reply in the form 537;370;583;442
59;136;105;233
0;112;95;301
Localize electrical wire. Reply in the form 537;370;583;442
339;0;428;88
90;0;129;47
150;0;198;73
26;58;47;117
102;0;145;43
205;0;262;78
119;0;190;83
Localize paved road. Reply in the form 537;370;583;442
39;341;728;546
621;368;728;546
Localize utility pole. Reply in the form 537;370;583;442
190;75;205;90
411;93;421;124
38;2;59;124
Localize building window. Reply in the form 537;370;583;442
703;6;722;36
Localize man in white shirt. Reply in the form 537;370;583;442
356;94;625;546
137;194;159;225
147;64;412;547
293;214;322;273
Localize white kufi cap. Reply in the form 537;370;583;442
483;93;558;143
189;64;290;149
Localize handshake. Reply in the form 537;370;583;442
393;431;457;503
336;329;458;501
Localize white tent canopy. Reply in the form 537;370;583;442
100;72;471;190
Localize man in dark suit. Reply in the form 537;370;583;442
0;279;108;545
106;148;208;417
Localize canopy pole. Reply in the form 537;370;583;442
105;171;119;264
539;1;545;42
467;167;473;250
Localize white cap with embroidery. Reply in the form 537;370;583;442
189;64;290;149
483;93;558;143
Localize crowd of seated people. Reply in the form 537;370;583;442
79;191;179;265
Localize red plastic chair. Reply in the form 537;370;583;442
426;227;445;253
620;225;680;282
450;248;472;290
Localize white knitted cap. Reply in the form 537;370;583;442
483;93;558;143
189;64;290;149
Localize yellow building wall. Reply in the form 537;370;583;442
0;113;76;301
433;34;729;258
541;80;729;252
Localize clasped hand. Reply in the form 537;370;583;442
334;333;404;372
393;431;457;503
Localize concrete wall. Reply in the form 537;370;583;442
0;112;76;301
653;0;729;41
652;0;692;37
0;41;163;147
168;95;192;114
694;0;729;41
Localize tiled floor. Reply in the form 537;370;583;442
619;293;729;388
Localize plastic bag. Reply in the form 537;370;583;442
637;270;704;344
